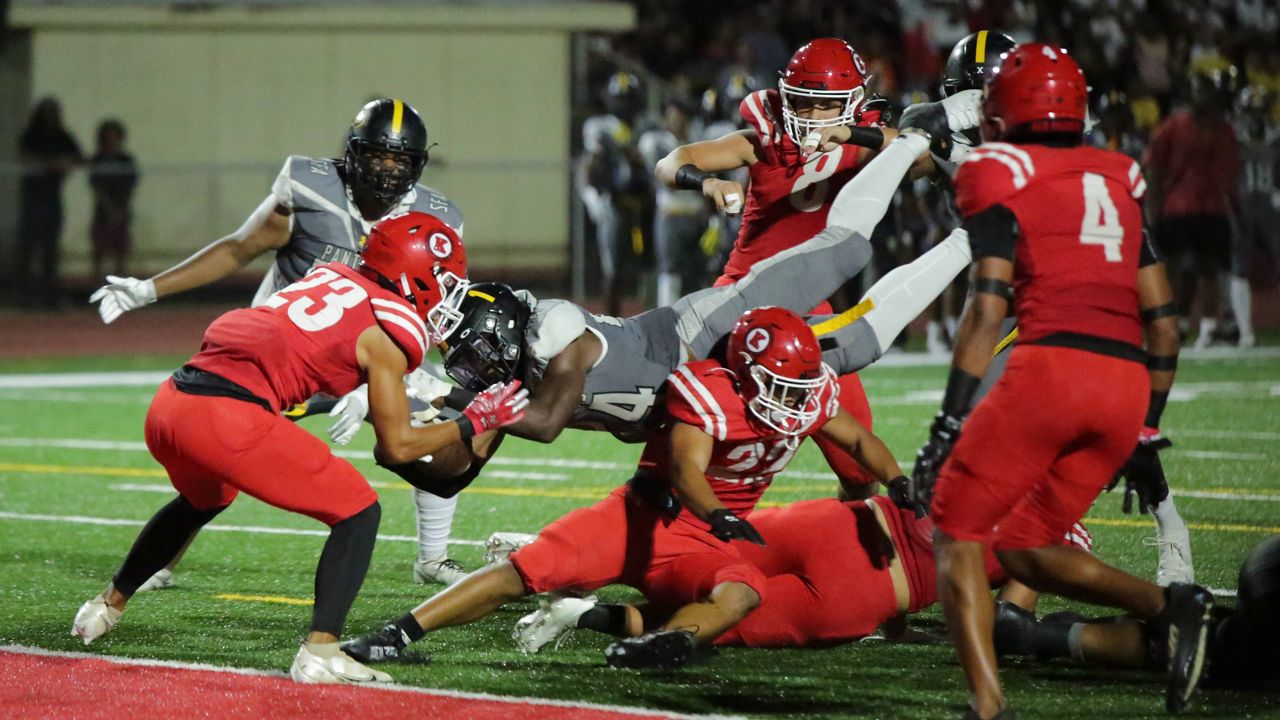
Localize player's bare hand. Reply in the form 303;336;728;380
801;126;852;156
462;380;529;434
707;508;766;545
89;275;156;324
703;178;745;215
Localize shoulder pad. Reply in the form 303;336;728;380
527;299;587;366
739;89;781;146
409;183;465;236
370;295;428;370
954;142;1037;217
272;155;344;212
665;361;734;441
1125;157;1147;201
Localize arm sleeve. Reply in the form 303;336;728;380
961;204;1018;261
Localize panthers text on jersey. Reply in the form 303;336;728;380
721;89;875;282
253;155;464;306
189;263;427;412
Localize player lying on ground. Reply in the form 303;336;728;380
364;129;979;504
341;307;906;669
993;535;1279;692
70;214;527;685
896;44;1213;719
508;495;1087;652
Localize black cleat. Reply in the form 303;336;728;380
1164;583;1215;713
604;630;695;670
992;601;1038;658
341;622;412;663
960;709;1018;720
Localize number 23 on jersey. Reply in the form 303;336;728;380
263;267;368;332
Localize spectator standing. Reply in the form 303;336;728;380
16;97;82;309
88;119;138;280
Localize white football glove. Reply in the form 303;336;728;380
327;384;369;446
89;275;157;324
939;89;983;133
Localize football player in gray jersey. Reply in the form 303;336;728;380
88;98;473;587
368;131;976;495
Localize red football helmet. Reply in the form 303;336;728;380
982;43;1088;143
778;38;871;144
359;211;468;343
726;307;830;435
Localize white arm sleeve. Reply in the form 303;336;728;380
861;227;972;351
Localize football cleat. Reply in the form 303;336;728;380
290;643;393;684
135;568;175;593
1164;583;1214;713
339;623;414;663
1147;528;1195;586
991;601;1037;658
484;532;538;565
604;630;695;670
513;594;597;654
413;556;468;585
71;592;123;646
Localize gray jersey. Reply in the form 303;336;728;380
252;155;464;305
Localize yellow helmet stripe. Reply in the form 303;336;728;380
391;99;404;133
467;289;496;302
975;30;989;64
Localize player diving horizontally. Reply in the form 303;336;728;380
342;307;907;668
71;213;527;685
88;98;477;587
894;44;1214;718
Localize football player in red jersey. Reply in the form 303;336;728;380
70;212;528;685
655;38;982;500
340;307;906;668
897;45;1215;719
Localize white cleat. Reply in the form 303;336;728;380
71;593;123;646
135;568;175;593
484;532;537;565
1148;529;1195;586
513;594;597;654
289;643;393;685
412;556;469;585
1238;332;1256;349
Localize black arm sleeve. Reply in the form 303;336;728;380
962;204;1018;261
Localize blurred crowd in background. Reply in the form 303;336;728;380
574;0;1280;350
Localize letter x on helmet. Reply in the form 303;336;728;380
778;38;871;145
345;98;430;207
441;282;530;392
981;43;1088;143
726;306;831;436
941;30;1017;98
358;211;467;344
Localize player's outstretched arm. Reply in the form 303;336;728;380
89;195;291;323
501;335;596;444
655;131;756;214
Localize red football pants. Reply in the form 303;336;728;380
932;346;1148;550
145;380;378;526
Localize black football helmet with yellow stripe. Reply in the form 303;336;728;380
344;98;429;207
442;282;530;392
940;30;1017;98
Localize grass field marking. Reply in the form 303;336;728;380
214;593;314;606
0;644;747;720
0;510;485;547
1177;450;1269;460
1085;516;1280;535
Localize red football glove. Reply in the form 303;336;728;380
461;380;529;435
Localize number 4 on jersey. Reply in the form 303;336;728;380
1079;172;1124;262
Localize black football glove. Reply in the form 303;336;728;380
706;508;766;545
1106;432;1173;514
887;475;928;518
909;412;964;512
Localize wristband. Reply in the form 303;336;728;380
1144;390;1169;429
1140;302;1177;324
674;164;712;191
454;415;476;441
1146;354;1177;372
845;126;885;149
941;366;981;419
973;277;1014;302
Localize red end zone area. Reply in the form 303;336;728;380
1;647;726;720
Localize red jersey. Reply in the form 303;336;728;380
187;263;428;411
722;89;874;281
638;359;839;517
1145;110;1239;218
954;142;1147;348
